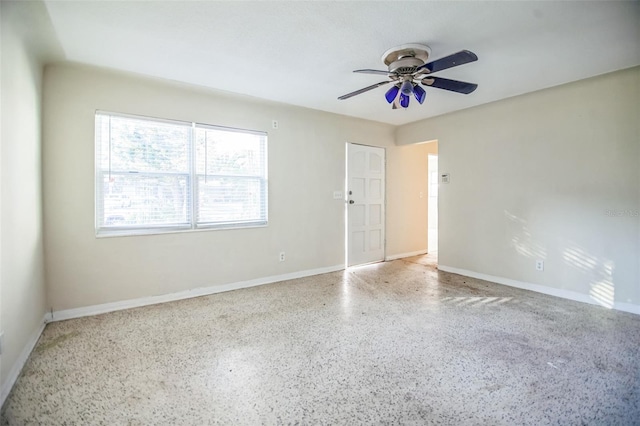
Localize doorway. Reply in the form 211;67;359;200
346;143;386;267
428;154;438;254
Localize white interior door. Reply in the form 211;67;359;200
347;143;385;267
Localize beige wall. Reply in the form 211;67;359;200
42;64;429;311
386;141;438;257
0;2;49;390
397;67;640;309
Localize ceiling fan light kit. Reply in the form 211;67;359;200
338;43;479;109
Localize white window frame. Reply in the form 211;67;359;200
95;111;268;237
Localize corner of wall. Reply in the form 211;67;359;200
1;0;51;403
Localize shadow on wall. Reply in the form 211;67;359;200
504;210;615;309
563;243;615;309
505;210;547;259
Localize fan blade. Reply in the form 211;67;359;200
417;50;478;74
421;76;478;94
354;69;392;76
338;81;391;100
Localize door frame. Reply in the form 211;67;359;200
428;153;438;254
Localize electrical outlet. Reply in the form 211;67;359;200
0;331;4;355
272;120;279;129
279;252;285;262
536;259;544;271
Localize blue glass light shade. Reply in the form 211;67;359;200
400;80;414;96
413;85;426;104
399;93;410;108
385;85;400;104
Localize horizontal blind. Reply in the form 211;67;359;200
194;124;268;227
95;112;268;236
95;112;192;232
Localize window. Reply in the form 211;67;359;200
95;112;267;236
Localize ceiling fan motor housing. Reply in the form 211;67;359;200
382;43;431;74
388;57;424;74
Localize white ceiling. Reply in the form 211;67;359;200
43;1;639;126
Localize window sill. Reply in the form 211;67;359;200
95;222;268;238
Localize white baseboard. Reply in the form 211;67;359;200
47;264;345;322
437;265;640;315
1;316;47;408
385;250;428;261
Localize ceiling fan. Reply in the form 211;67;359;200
338;44;478;109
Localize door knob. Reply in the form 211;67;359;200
349;200;355;204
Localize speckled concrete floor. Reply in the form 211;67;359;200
2;255;640;425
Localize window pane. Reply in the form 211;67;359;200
195;127;264;176
99;173;190;227
197;176;264;224
99;115;190;173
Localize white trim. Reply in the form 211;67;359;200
385;250;428;261
1;316;47;408
438;265;640;316
48;264;345;322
